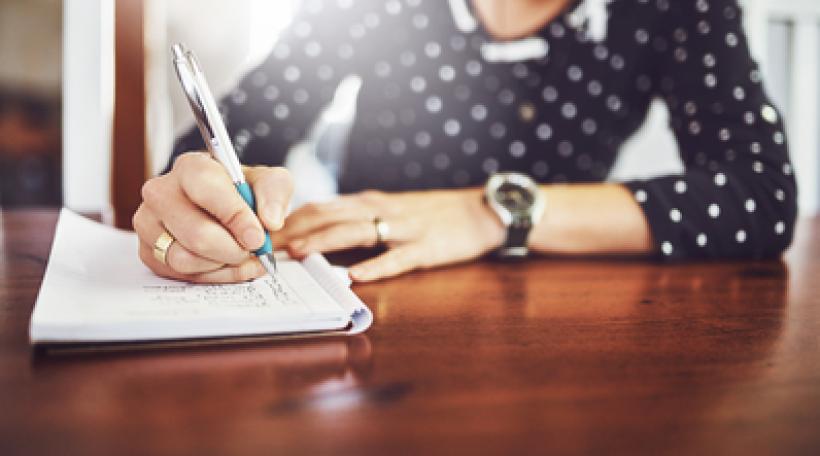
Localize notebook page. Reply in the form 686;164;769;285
30;210;351;343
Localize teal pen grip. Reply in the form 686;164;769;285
234;182;274;256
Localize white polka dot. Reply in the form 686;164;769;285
471;104;487;122
635;189;648;203
587;80;603;97
674;180;687;194
439;65;456;82
466;60;482;76
293;89;309;104
783;163;792;175
719;128;731;141
385;0;401;15
558;141;574;157
610;54;625;70
532;161;549;177
274;103;290;120
462;138;478;155
714;173;727;186
726;32;738;47
410;76;426;93
670;208;682;222
750;142;762;154
775;189;786;201
708;203;721;218
635;29;649;44
389;139;406;155
536;123;553;140
744;111;755;125
697;233;708;247
761;105;778;123
542;86;558;102
704;73;717;88
661;241;674;256
703;53;716;67
745;199;756;212
263;85;280;101
375;61;391;78
753;161;764;173
736;230;747;243
412;14;429;29
432;153;450;170
510;141;526;158
425;96;442;113
567;65;583;81
284;66;301;82
733;86;746;100
414;131;431;148
581;119;597;135
443;119;461;136
482;157;499;174
400;51;416;67
775;221;785;234
561;102;578;119
498;89;515;105
424;42;441;58
774;132;785;145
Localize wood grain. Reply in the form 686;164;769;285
1;209;818;455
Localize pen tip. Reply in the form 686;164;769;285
258;254;278;278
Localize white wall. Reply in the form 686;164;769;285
62;0;114;217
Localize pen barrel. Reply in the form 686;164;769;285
235;182;274;256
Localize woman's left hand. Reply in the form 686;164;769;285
274;189;506;282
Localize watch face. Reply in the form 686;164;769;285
494;182;534;212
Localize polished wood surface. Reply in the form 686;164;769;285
1;209;819;454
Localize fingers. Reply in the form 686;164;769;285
138;243;266;284
245;165;292;232
276;198;377;245
288;220;380;257
173;152;266;251
141;172;251;265
349;246;422;282
133;205;224;274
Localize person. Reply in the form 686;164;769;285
134;0;797;283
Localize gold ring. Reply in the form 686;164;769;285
153;231;176;265
373;217;390;245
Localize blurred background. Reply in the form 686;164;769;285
1;0;818;225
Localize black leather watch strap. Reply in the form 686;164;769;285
498;216;532;258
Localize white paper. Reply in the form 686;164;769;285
30;209;371;343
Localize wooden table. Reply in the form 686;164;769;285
1;209;819;455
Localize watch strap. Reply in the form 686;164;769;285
498;216;532;258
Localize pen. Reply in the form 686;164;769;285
171;43;278;276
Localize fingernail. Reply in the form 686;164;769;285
242;227;265;250
266;205;284;231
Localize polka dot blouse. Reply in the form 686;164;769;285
170;0;798;260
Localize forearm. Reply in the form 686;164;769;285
529;183;654;255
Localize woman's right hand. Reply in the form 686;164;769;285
133;151;293;283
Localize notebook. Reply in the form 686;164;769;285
29;209;372;347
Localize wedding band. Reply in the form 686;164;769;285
153;231;175;265
373;217;390;245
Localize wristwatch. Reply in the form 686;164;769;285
484;172;546;258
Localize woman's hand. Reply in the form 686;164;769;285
276;189;506;282
133;152;293;283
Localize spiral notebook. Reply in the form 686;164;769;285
29;210;372;349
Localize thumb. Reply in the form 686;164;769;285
244;166;293;232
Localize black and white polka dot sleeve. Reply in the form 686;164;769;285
168;0;362;169
623;0;797;260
